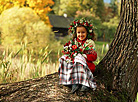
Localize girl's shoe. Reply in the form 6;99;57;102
80;85;89;92
70;84;79;93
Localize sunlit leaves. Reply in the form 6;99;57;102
0;0;54;24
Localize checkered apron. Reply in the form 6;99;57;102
58;54;97;89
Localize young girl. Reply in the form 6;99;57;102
58;18;97;93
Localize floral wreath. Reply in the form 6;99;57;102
68;18;94;39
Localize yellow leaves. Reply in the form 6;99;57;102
0;1;13;14
37;9;44;15
25;0;54;24
27;0;36;7
0;0;54;25
4;3;12;9
18;0;26;4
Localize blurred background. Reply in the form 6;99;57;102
0;0;121;83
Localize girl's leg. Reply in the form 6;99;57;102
80;85;89;91
73;62;96;90
70;84;79;93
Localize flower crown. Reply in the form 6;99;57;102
69;18;94;39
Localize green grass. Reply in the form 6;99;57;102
94;41;110;65
95;41;109;45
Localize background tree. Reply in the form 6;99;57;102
79;0;97;12
65;0;80;17
51;0;69;15
95;0;105;22
0;0;54;24
0;7;57;53
96;0;138;100
109;0;119;17
51;0;98;17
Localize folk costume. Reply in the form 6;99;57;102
58;18;97;91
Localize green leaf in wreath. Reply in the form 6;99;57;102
85;47;89;50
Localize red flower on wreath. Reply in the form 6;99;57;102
89;45;93;47
86;22;89;26
90;24;93;27
80;48;83;52
62;50;70;54
72;45;77;50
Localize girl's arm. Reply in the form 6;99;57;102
83;50;97;61
86;50;97;61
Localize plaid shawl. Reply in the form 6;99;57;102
58;55;96;89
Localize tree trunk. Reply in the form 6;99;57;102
96;0;138;100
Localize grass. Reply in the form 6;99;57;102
0;40;110;84
95;41;109;45
94;41;110;65
0;43;59;84
136;93;138;102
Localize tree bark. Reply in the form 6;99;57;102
96;0;138;100
0;72;130;102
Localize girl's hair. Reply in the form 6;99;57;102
71;25;96;41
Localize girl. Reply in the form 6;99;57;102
58;18;97;93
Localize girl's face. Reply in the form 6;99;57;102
76;26;87;41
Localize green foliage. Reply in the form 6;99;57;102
102;16;119;40
52;0;69;15
51;0;97;18
77;0;97;15
65;0;80;17
103;16;119;27
95;0;105;22
109;0;119;17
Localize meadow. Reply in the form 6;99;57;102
0;41;109;84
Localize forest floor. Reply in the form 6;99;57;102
0;72;129;102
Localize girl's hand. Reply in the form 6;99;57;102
82;54;87;58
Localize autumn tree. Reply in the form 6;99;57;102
96;0;138;100
0;7;55;52
0;0;54;24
